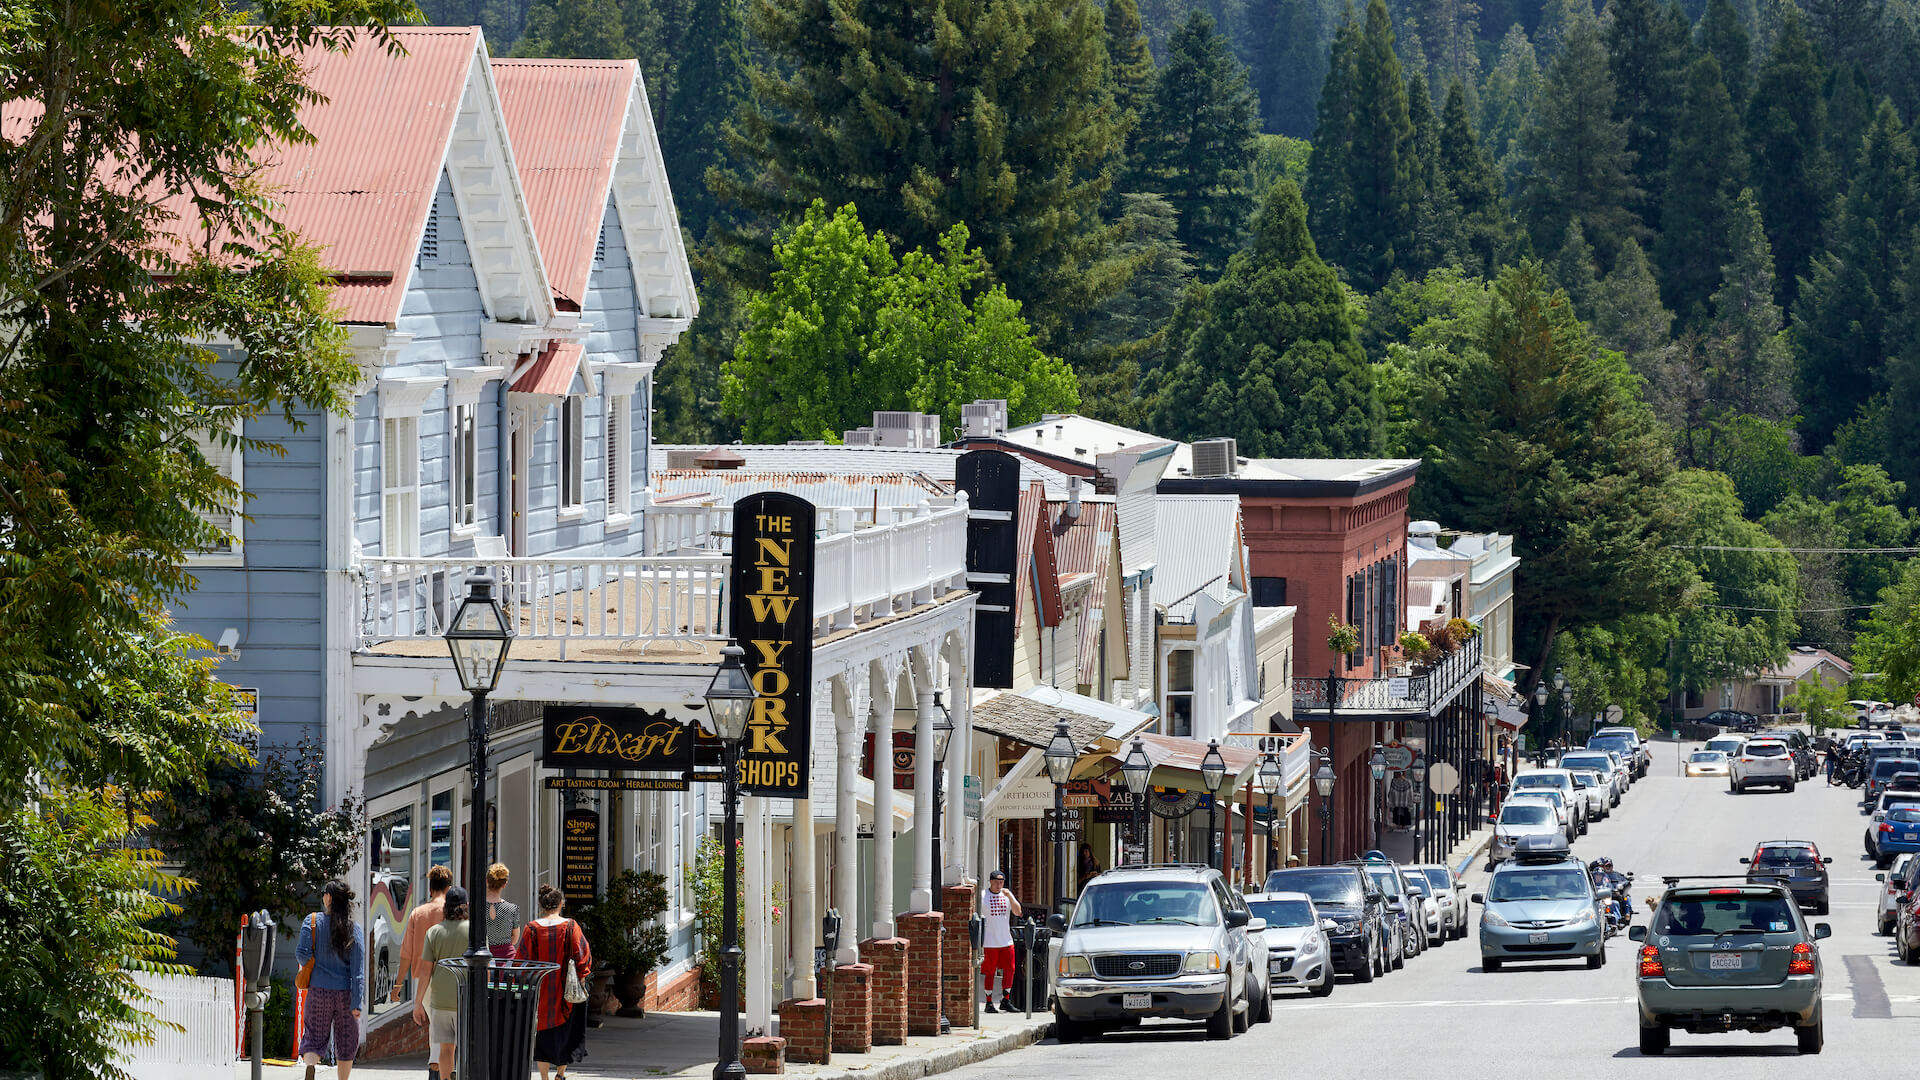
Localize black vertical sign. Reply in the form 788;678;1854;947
560;809;600;906
956;450;1021;688
729;492;815;797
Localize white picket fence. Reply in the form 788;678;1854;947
117;970;237;1079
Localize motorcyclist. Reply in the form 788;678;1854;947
1588;858;1631;927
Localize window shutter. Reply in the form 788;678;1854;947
606;398;621;510
191;428;237;552
419;202;439;265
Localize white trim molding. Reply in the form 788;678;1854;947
376;375;445;420
446;364;508;408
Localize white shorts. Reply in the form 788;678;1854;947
428;1008;457;1046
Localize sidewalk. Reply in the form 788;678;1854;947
255;1005;1051;1080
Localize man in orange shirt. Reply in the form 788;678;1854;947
396;865;453;1079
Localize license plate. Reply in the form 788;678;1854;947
1709;953;1745;970
1528;932;1550;944
1905;832;1918;841
1123;993;1152;1010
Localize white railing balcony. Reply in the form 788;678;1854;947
357;496;970;655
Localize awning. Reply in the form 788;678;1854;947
972;686;1156;752
509;341;586;396
1091;731;1264;791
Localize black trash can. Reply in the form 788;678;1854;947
1006;920;1052;1012
438;957;559;1080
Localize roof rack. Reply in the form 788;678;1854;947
1118;862;1212;871
1658;874;1785;887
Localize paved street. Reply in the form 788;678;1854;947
950;737;1920;1078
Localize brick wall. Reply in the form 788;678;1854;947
776;998;828;1065
743;1035;785;1074
829;963;873;1054
897;912;943;1036
358;1011;427;1060
642;966;703;1012
941;884;977;1028
859;937;909;1045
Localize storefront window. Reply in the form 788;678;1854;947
1166;649;1194;737
430;790;452;871
368;808;414;1014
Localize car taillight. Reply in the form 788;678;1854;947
1882;823;1895;833
1788;942;1815;975
1639;945;1664;977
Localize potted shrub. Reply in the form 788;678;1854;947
691;834;782;1009
1398;631;1433;667
1326;614;1360;657
580;870;673;1019
1447;617;1479;643
1427;620;1458;655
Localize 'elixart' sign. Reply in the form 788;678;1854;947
727;492;815;797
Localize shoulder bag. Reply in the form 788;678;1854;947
561;921;589;1004
295;914;317;990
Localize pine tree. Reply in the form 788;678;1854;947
512;0;631;58
1152;181;1382;455
1248;0;1335;138
1709;188;1795;422
1439;79;1506;274
1404;72;1463;275
1591;237;1674;371
1800;0;1883;71
1697;0;1752;105
1606;0;1693;234
1520;14;1643;267
1823;63;1875;179
1747;6;1830;309
1306;8;1361;269
661;0;747;238
1135;10;1262;280
1339;0;1420;289
1535;0;1592;60
1477;25;1540;199
1552;217;1600;319
1106;0;1158;154
1657;55;1750;325
1883;229;1920;499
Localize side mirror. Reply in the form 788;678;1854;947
1813;923;1832;940
1225;909;1250;929
1738;857;1750;864
1823;857;1833;864
1046;913;1068;934
1246;917;1267;933
1628;925;1648;942
1469;893;1484;905
1876;873;1886;882
1490;813;1499;822
1321;918;1339;932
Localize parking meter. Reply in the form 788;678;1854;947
1028;919;1053;1018
822;909;842;957
238;910;275;1080
968;914;983;949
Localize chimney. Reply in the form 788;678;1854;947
694;446;746;471
1064;475;1082;521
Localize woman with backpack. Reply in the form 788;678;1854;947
296;879;365;1079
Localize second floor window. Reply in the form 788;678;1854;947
450;403;477;530
560;396;584;511
1252;576;1286;606
188;424;243;559
605;394;630;518
1165;647;1194;737
383;415;420;556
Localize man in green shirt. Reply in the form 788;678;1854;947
413;886;471;1079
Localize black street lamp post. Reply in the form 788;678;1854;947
1555;668;1572;746
1368;744;1387;851
443;574;514;1080
704;646;756;1080
1533;682;1550;765
1200;740;1227;871
1313;750;1336;864
929;694;954;1035
1121;737;1152;865
1043;720;1077;912
1256;753;1282;875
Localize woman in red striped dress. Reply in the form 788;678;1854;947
515;884;593;1079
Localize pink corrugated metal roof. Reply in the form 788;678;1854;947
1049;501;1117;685
491;59;632;309
511;341;584;395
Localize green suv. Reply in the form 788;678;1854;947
1629;879;1831;1055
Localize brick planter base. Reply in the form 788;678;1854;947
743;1035;786;1074
829;962;874;1054
776;997;828;1065
859;937;909;1046
942;884;978;1029
897;912;944;1035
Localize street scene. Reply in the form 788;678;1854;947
12;0;1920;1079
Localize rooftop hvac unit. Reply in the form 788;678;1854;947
665;449;706;470
787;439;828;446
962;399;1008;438
870;410;941;447
1190;438;1238;478
843;427;878;446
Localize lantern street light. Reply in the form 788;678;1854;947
1554;668;1573;745
1369;745;1388;781
1200;740;1228;871
1533;682;1550;765
1121;737;1153;865
929;693;954;1034
1043;719;1077;911
1256;753;1283;876
1313;749;1336;863
443;574;513;1080
704;645;755;1080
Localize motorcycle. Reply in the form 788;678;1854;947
1589;866;1634;938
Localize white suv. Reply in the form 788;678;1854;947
1731;738;1797;793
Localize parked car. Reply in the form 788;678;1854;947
1264;865;1388;983
1704;709;1762;733
1704;734;1747;758
1244;892;1335;997
1568;769;1610;820
1897;885;1920;963
1347;858;1418;965
1630;878;1828;1055
1047;865;1267;1041
1869;807;1920;869
1489;800;1567;866
1731;738;1796;793
1875;853;1916;935
1865;792;1920;858
1411;864;1468;941
1591;727;1652;776
1507;789;1578;845
1742;841;1832;915
1686;750;1731;777
1512;769;1588;835
1474;851;1606;972
1557;750;1624;804
1403;875;1443;948
1866;757;1920;803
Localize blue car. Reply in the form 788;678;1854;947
1874;807;1920;867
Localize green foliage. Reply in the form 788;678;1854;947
1135;10;1262;280
1246;0;1332;138
1605;0;1693;235
1697;0;1753;106
0;792;190;1079
1438;79;1508;276
689;834;780;987
1477;26;1541;200
1329;0;1422;289
1706;189;1795;423
1404;73;1464;276
1665;469;1799;690
1590;238;1673;371
1076;193;1196;426
1327;614;1362;655
1106;0;1159;163
1857;558;1920;705
1520;12;1643;267
1782;677;1849;732
1152;182;1381;455
578;870;672;977
1657;56;1750;325
661;0;748;238
148;741;362;973
1549;218;1599;319
1747;7;1830;310
1367;266;1493;455
723;202;1078;442
512;0;630;58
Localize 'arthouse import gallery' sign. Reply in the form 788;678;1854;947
728;492;815;797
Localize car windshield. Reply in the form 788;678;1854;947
1364;868;1400;895
1705;738;1744;753
1265;868;1362;905
1488;868;1589;902
1691;751;1727;762
1248;899;1315;927
1890;809;1920;824
1560;755;1609;771
1513;774;1565;789
1754;846;1818;867
1746;743;1788;757
1589;737;1632;753
1421;869;1451;890
1658;894;1797;935
1072;881;1218;927
1499;804;1551;825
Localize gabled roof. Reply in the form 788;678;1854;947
1155;495;1245;621
1048;500;1120;685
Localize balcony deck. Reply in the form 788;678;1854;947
1293;635;1483;719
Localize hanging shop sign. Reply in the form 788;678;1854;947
956;450;1020;688
729;492;816;797
1149;786;1215;818
541;705;695;772
1092;789;1148;824
860;731;917;791
560;809;600;906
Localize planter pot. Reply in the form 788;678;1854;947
587;971;614;1027
615;970;649;1017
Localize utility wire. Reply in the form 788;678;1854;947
1678;545;1920;554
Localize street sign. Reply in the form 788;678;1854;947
1604;704;1625;725
1047;826;1082;843
1044;807;1083;841
1429;761;1460;794
1382;743;1415;771
963;774;982;820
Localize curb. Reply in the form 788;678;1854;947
800;1019;1052;1080
1452;831;1494;877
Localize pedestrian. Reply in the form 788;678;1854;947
394;865;452;1080
413;886;470;1080
1285;855;1302;867
297;879;365;1080
515;883;592;1080
1075;843;1102;890
978;870;1021;1013
486;863;523;959
1826;744;1841;786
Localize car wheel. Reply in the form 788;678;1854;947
1639;1024;1669;1055
1354;950;1375;983
1816;898;1829;916
1901;933;1916;964
1391;935;1406;970
1206;987;1235;1040
1877;855;1892;869
1483;957;1502;972
1231;983;1249;1034
1053;1008;1084;1044
1586;947;1605;969
1310;976;1334;997
1786;780;1797;792
1880;914;1894;936
1795;1010;1822;1055
1254;984;1272;1024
